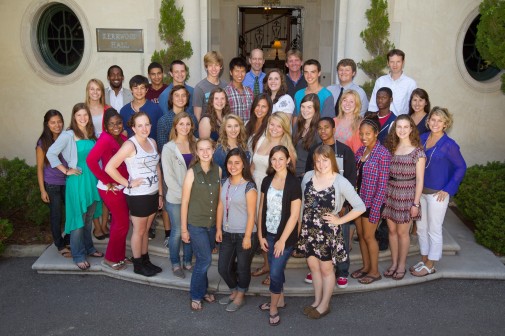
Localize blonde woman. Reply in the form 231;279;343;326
334;89;363;153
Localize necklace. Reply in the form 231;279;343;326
423;138;437;169
225;177;244;230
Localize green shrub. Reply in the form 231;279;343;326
453;161;505;254
0;157;49;227
0;218;13;254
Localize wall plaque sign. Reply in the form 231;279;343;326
96;29;143;52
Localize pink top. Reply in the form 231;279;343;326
333;117;362;153
87;132;128;185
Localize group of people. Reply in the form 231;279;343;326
36;47;467;325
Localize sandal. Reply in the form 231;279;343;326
383;267;397;278
101;260;126;271
190;300;203;311
358;274;382;284
392;269;406;280
269;313;281;326
261;276;271;286
183;264;193;272
59;248;72;258
93;231;107;240
411;265;436;277
252;266;269;277
88;251;104;258
76;261;90;271
259;302;287;311
350;269;368;279
409;261;424;273
203;293;216;303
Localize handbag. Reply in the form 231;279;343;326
375;218;389;251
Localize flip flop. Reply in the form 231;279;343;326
409;261;424;273
101;260;127;271
252;267;269;277
88;251;104;258
383;267;397;278
358;274;382;285
261;276;271;286
190;300;203;311
269;313;280;326
411;265;436;277
59;248;72;258
76;261;90;271
203;294;216;303
350;269;368;279
392;269;406;280
259;302;287;311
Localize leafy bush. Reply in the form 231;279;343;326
453;161;505;255
0;157;49;227
0;218;13;254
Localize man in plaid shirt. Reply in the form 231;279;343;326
224;57;254;122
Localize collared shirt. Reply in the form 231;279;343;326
368;73;417;115
224;83;254;122
243;71;266;95
327;82;369;116
108;88;125;112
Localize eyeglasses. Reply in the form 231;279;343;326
107;121;123;127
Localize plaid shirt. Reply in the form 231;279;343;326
156;109;197;151
224;83;253;122
355;142;391;224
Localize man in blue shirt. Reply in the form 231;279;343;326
243;48;266;96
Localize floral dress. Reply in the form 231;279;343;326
298;180;347;265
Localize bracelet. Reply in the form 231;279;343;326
65;169;69;175
159;195;163;197
412;203;420;208
127;181;131;189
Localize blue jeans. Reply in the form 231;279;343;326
188;224;216;301
267;233;293;294
218;232;258;292
166;202;193;267
335;222;351;278
45;183;67;250
70;201;98;263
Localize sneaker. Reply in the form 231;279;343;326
304;272;313;284
148;228;156;240
163;237;169;249
336;277;348;289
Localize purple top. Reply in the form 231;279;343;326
421;132;466;196
182;153;193;168
37;139;67;185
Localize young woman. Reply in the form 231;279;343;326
245;93;273;153
299;145;365;319
36;110;70;257
293;93;321;178
87;108;130;271
86;78;110;240
257;146;301;326
105;112;163;277
411;107;466;276
251;112;296;282
161;112;196;278
181;138;222;311
199;88;230;141
214;114;250;183
334;90;363;153
351;115;391;284
46;103;103;270
408;88;431;135
216;148;258;312
264;69;295;118
382;115;426;280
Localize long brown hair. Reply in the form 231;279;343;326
263;68;288;104
293;93;320;151
385;114;421;153
38;110;64;165
69;103;96;140
246;93;272;151
169;112;196;153
266;145;296;176
205;88;231;132
218;114;248;150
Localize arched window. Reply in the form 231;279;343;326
37;4;84;75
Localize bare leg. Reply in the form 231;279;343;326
355;217;370;272
317;260;334;313
130;215;148;258
397;221;411;272
386;219;399;272
362;217;380;277
307;256;322;307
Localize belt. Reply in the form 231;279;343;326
389;176;416;181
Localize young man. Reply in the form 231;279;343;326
327;58;369;116
373;87;397;144
293;59;334;123
369;49;417;115
224;57;254;122
193;51;227;121
243;48;266;96
105;65;133;112
158;60;194;116
285;49;307;99
145;62;168;104
120;75;163;140
304;117;357;288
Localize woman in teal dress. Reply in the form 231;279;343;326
47;103;103;270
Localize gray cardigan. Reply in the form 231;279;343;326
161;141;189;204
46;130;78;169
301;170;366;219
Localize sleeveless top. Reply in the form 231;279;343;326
124;136;160;196
188;161;220;227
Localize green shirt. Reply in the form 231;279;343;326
188;162;220;227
